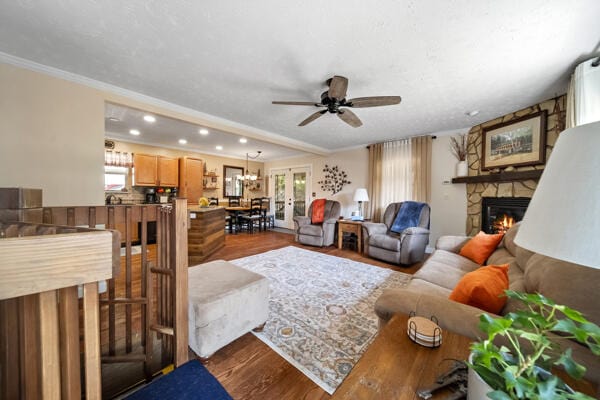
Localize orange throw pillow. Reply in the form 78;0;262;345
311;198;326;224
459;231;504;264
449;264;509;314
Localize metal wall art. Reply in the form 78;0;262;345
318;164;351;195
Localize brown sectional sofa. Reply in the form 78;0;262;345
374;223;600;384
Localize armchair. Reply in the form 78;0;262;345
362;201;430;265
293;200;341;247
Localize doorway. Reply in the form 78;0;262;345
270;166;311;229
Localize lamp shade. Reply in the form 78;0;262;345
514;121;600;269
353;188;369;202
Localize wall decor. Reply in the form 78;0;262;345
318;164;351;195
481;111;547;170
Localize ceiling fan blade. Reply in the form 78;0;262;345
272;101;320;106
347;96;402;108
299;110;327;126
328;76;349;99
337;109;363;128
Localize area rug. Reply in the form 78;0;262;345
231;246;411;394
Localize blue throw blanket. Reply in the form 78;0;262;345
390;201;427;234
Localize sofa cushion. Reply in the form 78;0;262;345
525;254;600;326
449;264;509;314
298;224;324;237
459;231;504;264
369;233;401;252
413;250;479;290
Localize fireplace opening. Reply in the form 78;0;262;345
481;197;531;234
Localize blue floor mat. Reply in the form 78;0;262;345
125;360;232;400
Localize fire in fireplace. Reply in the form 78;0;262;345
481;197;531;234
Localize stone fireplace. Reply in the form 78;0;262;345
462;95;566;236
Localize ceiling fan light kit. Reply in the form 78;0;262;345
272;75;401;128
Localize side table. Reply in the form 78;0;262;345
337;219;365;253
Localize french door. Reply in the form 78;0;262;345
270;166;311;229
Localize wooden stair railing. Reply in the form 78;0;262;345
41;199;189;396
0;221;118;400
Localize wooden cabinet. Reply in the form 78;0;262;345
158;156;179;187
133;154;179;187
179;157;204;204
133;153;158;186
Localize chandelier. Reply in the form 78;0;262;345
243;151;261;187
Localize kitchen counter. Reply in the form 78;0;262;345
188;207;225;265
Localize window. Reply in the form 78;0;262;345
104;166;128;191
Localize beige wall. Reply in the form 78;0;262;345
0;62;106;206
265;147;369;218
429;135;468;246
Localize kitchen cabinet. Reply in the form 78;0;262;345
158;156;179;187
179;157;204;204
133;154;179;187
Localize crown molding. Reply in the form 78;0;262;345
0;51;330;156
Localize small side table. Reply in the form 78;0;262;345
338;220;365;254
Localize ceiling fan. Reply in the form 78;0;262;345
272;75;401;128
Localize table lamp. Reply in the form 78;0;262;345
353;188;369;219
514;121;600;269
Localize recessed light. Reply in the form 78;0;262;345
143;115;156;123
239;138;247;144
199;128;209;135
179;139;187;145
129;129;140;136
215;145;223;150
107;116;120;122
465;110;480;117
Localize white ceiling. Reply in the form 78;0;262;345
105;103;306;160
1;1;599;153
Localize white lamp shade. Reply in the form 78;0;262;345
514;121;600;269
353;188;369;202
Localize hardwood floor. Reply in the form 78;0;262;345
197;230;423;400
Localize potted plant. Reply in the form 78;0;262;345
450;133;468;176
469;290;600;399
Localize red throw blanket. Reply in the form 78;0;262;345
311;199;326;224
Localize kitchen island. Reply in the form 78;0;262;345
188;206;226;265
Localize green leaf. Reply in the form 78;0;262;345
555;305;587;323
487;390;513;400
537;375;558;398
556;349;586;380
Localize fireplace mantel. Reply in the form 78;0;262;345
451;169;543;184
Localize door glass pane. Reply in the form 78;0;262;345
293;172;306;217
274;173;286;221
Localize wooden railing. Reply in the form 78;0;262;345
0;199;189;399
0;222;118;399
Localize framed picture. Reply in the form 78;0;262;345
481;111;547;170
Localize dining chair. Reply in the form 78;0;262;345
239;198;263;233
261;197;275;229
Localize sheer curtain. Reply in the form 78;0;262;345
567;57;600;128
367;136;432;222
381;139;412;207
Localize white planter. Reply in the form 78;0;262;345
467;364;493;399
456;160;468;177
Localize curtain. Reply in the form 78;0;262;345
367;136;433;222
566;58;600;128
367;143;383;221
411;135;432;203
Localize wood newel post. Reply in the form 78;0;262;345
171;198;189;367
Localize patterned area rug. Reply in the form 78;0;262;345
231;246;411;394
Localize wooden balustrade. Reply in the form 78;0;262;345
0;199;189;399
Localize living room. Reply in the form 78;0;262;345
1;2;600;399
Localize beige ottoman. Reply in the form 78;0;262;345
188;260;269;358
